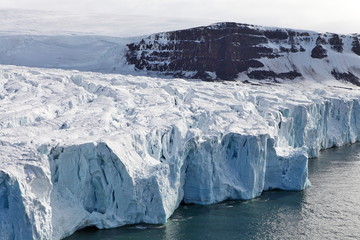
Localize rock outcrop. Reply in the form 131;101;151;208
126;22;360;84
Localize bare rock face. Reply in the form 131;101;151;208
329;34;344;52
311;45;328;59
127;23;275;80
126;22;360;84
352;36;360;56
331;70;360;85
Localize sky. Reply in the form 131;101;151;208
1;0;360;34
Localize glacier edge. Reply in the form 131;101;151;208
1;66;360;239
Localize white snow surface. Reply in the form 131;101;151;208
1;9;360;240
0;9;214;37
2;64;360;239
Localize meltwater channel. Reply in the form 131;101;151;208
66;143;360;240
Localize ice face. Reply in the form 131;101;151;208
0;172;33;240
0;161;52;240
183;133;269;204
1;65;360;239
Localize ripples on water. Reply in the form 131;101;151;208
66;144;360;240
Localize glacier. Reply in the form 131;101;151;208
1;9;360;240
2;64;360;239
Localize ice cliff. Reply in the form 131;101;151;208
1;64;360;239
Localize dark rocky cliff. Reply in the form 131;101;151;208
126;22;360;84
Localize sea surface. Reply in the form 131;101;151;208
66;144;360;240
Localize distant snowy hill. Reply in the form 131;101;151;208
0;9;213;73
1;9;360;240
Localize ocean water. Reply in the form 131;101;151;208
66;144;360;240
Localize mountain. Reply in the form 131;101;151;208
126;22;360;84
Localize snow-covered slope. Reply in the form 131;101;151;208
0;34;130;73
2;64;360;239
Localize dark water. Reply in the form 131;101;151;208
66;144;360;240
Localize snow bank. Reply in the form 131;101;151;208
1;65;360;239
